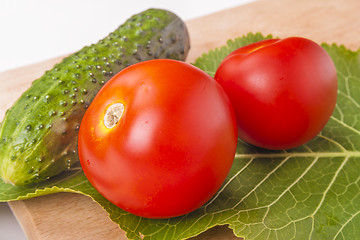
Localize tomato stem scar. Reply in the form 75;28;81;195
104;103;124;129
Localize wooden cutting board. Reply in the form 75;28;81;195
3;0;360;239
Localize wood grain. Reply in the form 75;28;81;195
3;0;360;239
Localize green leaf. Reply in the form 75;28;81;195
1;32;360;240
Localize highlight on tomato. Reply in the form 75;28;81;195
78;59;238;219
215;37;338;150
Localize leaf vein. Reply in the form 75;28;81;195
312;156;349;216
204;157;254;208
333;210;360;239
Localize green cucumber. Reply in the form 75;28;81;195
0;8;190;185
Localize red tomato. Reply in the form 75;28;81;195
78;59;237;219
214;37;338;150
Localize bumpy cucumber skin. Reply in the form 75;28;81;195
0;9;190;185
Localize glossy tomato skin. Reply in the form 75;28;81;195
215;37;338;150
78;59;237;219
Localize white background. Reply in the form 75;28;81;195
0;0;255;239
